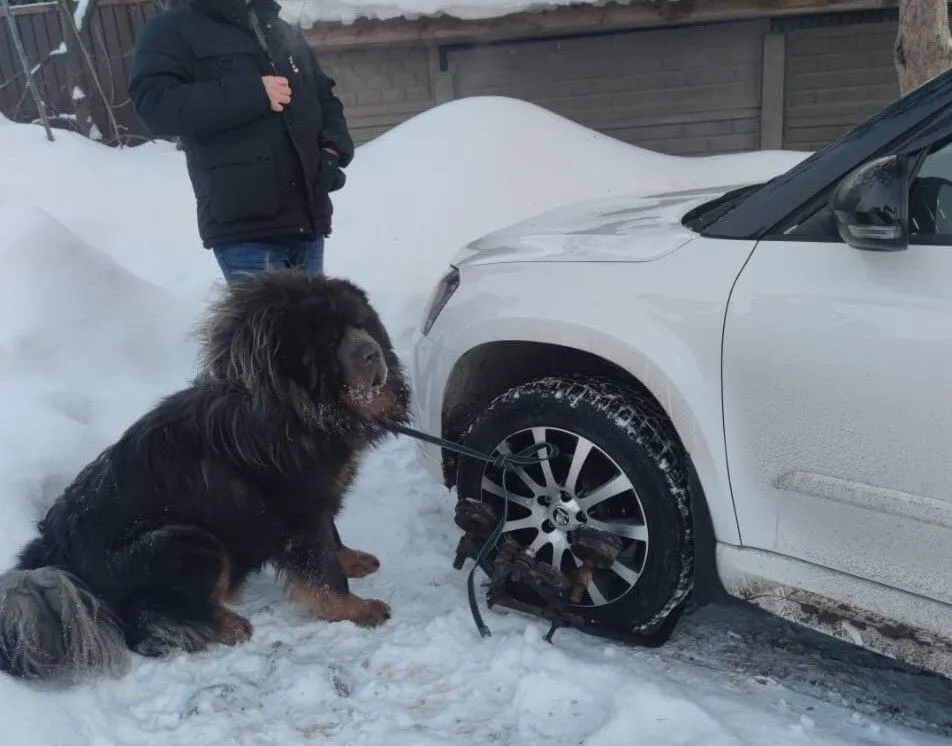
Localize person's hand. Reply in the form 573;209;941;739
318;147;346;192
262;76;291;112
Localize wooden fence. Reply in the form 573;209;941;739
0;0;175;144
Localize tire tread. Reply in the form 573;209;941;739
461;375;694;634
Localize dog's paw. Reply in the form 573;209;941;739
353;598;391;628
215;608;254;646
286;582;390;628
339;547;380;579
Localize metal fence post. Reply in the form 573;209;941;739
0;0;55;141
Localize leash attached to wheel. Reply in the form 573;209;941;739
383;421;557;638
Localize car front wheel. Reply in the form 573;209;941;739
455;376;694;633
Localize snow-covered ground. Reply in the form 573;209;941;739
280;0;683;26
0;98;949;745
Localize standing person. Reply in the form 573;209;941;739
128;0;354;284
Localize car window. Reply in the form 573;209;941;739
909;140;952;241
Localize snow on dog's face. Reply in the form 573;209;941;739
337;325;388;407
196;268;410;432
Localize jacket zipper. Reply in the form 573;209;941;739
248;11;315;235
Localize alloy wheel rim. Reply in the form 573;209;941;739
479;426;649;607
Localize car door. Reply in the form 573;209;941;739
720;137;952;605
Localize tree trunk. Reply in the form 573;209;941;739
895;0;952;96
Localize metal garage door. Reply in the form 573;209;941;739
784;21;899;151
444;21;766;156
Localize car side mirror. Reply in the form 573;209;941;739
829;154;909;251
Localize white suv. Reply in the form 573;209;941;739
408;70;952;679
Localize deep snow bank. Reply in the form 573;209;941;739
0;204;202;568
0;116;216;294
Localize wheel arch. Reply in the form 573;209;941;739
438;339;729;606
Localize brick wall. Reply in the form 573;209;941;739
317;45;437;145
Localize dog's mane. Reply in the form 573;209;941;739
192;269;410;449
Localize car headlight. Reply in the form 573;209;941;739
421;266;460;336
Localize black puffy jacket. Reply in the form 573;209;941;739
129;0;354;247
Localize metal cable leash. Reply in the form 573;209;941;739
382;421;559;638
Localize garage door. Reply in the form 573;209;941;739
444;21;766;156
784;21;899;151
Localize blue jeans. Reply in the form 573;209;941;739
212;237;325;285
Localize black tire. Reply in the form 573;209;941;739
456;376;693;633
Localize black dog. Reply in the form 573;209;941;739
0;269;411;685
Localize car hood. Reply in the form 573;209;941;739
453;183;754;266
